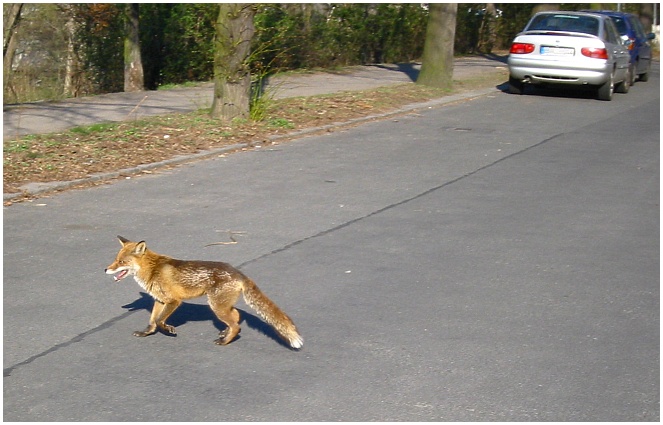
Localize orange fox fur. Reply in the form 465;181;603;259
105;236;303;348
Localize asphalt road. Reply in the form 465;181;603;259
4;65;659;421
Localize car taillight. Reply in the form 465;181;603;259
627;37;635;50
510;43;535;54
581;47;609;59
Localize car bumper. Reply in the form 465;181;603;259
508;56;611;86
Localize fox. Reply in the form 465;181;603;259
105;236;303;349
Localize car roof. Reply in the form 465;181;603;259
533;10;606;18
585;10;636;17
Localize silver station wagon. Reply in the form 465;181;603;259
507;11;631;100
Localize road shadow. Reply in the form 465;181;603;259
479;52;508;64
122;292;290;348
498;82;600;100
496;81;510;92
376;63;420;82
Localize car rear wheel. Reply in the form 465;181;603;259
615;66;631;94
597;72;614;101
508;77;524;95
639;61;651;82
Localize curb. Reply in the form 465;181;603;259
3;85;499;202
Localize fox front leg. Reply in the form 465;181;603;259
133;299;174;337
154;300;181;335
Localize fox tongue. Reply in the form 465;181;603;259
114;270;129;281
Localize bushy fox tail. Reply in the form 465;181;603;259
242;279;303;349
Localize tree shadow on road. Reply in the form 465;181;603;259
122;292;290;348
373;63;420;82
479;52;508;64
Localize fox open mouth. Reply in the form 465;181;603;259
113;270;129;281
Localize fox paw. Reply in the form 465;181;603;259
159;324;177;335
214;328;240;345
215;329;229;345
133;330;151;337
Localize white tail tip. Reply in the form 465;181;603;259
290;335;304;349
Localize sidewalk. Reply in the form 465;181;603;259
3;55;507;140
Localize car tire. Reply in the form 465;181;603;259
597;72;614;101
508;77;524;95
639;61;650;82
615;66;631;94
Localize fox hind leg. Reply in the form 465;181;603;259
208;291;242;345
214;307;241;345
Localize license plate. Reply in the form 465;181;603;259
540;46;574;56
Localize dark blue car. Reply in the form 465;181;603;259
587;10;656;83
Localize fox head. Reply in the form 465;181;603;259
105;235;147;282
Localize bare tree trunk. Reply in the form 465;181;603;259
210;3;256;122
477;3;498;54
638;3;654;32
124;3;144;92
3;3;23;57
63;11;78;97
417;3;457;90
3;3;23;94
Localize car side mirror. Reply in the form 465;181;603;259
646;32;656;41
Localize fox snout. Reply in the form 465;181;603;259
105;263;130;281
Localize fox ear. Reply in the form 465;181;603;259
117;235;130;246
133;241;147;255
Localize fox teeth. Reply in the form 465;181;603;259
113;270;129;281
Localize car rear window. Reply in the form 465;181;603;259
611;17;628;34
528;14;600;36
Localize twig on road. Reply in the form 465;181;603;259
205;231;247;247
